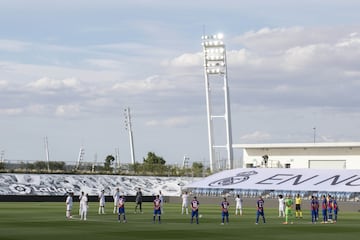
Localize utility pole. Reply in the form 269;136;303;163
115;147;120;171
92;153;97;173
0;150;4;163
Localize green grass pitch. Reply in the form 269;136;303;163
0;201;359;240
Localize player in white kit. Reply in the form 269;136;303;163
66;192;74;219
235;194;243;216
181;191;189;215
98;189;106;214
113;188;120;214
80;193;88;220
278;194;285;217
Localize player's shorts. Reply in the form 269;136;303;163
257;210;264;216
154;209;161;215
285;208;292;215
119;208;125;214
222;211;229;217
295;204;301;211
191;210;199;218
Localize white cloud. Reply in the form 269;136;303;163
0;39;30;52
165;52;202;67
282;44;321;71
0;108;23;115
55;104;80;117
318;135;336;142
27;77;80;91
233;26;345;51
273;84;290;93
86;98;115;108
85;59;125;69
26;104;47;114
145;116;190;127
344;71;360;77
112;75;176;94
0;80;8;88
228;27;360;79
336;32;360;47
55;104;81;117
94;42;175;58
240;131;271;141
228;49;256;65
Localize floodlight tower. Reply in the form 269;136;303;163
75;146;84;171
124;107;136;164
201;33;234;172
182;155;190;169
44;136;50;172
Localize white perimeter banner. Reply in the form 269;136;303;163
0;173;196;196
185;168;360;192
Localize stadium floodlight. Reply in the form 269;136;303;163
202;33;234;172
124;107;136;165
44;136;50;172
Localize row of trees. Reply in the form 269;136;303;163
0;152;209;177
104;151;208;176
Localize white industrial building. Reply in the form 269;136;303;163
234;142;360;169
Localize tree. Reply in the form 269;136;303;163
192;162;204;177
104;155;115;171
49;161;65;171
33;161;47;171
143;152;166;174
143;152;166;165
129;162;142;174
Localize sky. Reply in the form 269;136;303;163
1;0;360;167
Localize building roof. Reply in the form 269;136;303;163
233;142;360;149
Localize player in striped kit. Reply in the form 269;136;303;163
153;195;161;224
321;195;328;223
332;197;339;223
221;197;230;225
118;195;127;223
310;196;317;224
255;196;266;224
327;195;334;223
190;196;200;224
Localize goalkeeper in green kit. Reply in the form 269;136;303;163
283;195;294;224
